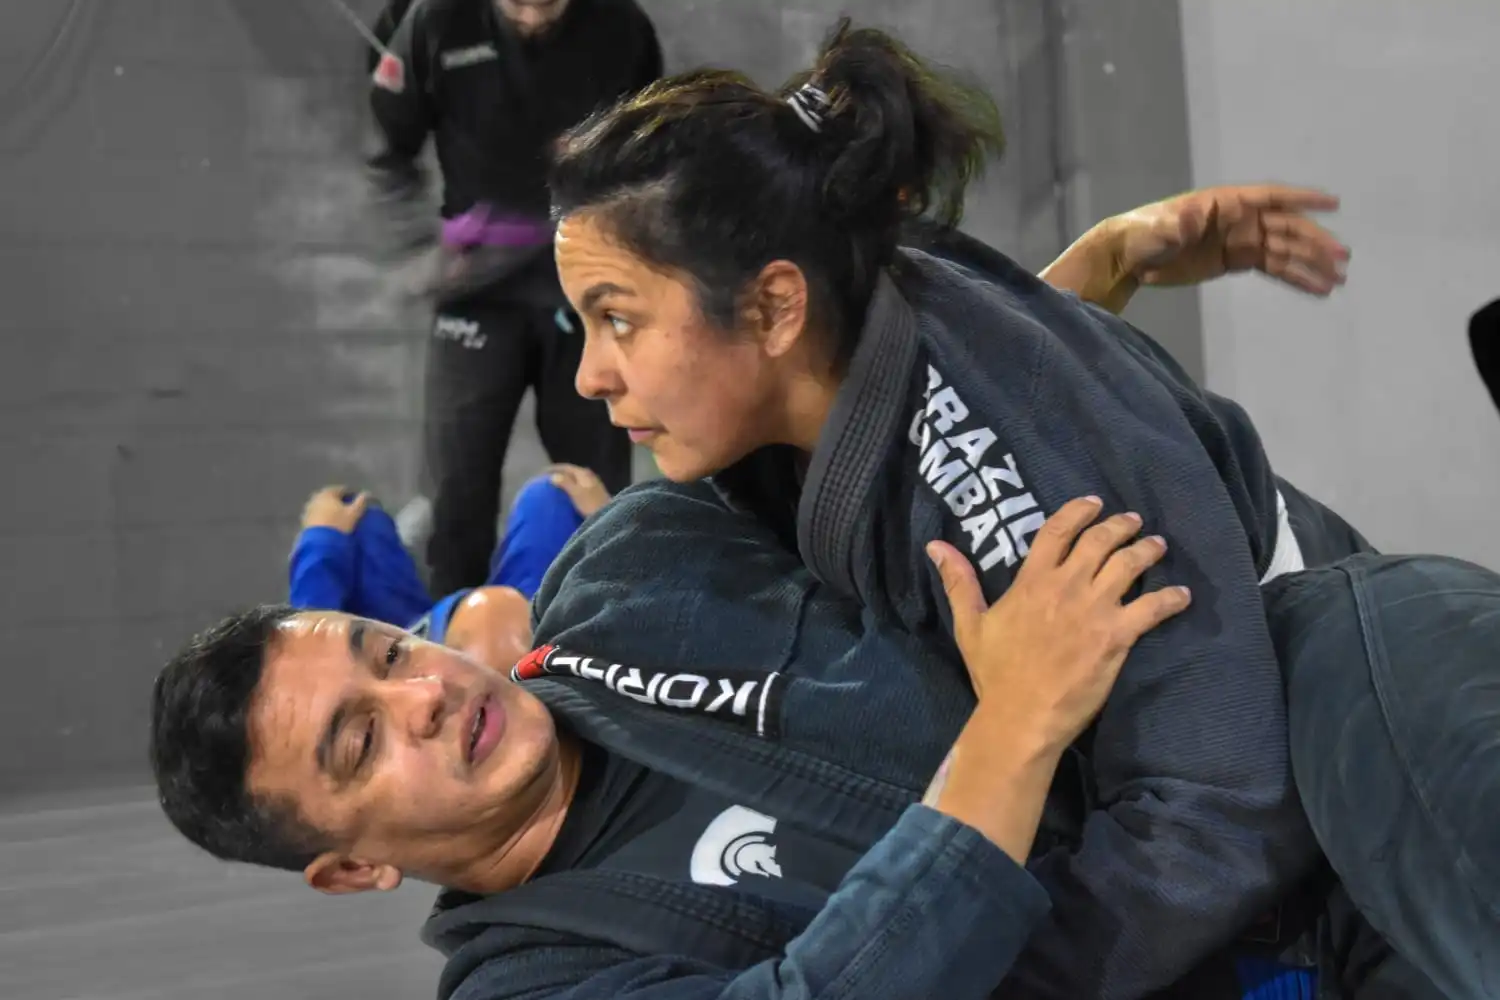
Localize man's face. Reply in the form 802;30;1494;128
496;0;571;38
245;612;561;891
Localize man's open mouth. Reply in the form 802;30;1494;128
465;693;505;767
467;698;488;763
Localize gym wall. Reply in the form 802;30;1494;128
1181;0;1500;569
0;0;1198;796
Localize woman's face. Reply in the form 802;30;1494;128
555;214;794;481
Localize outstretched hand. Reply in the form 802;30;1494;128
1113;184;1350;297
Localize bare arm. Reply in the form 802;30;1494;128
1038;220;1139;315
1039;185;1349;315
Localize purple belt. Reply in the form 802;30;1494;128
441;204;553;249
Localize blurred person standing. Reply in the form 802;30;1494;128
366;0;660;594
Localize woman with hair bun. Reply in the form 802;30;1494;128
547;20;1367;999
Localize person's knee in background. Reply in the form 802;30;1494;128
486;465;609;598
442;586;534;670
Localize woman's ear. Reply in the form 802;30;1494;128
753;260;812;359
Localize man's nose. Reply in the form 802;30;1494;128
391;674;449;740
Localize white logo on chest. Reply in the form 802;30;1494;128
690;806;783;886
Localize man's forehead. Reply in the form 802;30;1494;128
252;615;357;755
277;609;349;640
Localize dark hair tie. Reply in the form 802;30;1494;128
786;82;833;133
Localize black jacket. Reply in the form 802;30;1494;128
423;480;1053;1000
711;246;1370;998
368;0;662;220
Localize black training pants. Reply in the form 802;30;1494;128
422;298;631;596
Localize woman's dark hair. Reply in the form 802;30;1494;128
149;604;333;872
549;18;1004;366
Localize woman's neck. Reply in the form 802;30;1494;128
777;364;843;454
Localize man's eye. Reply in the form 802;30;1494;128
384;639;403;669
606;314;633;337
356;720;375;770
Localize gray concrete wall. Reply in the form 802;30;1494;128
0;0;1041;798
0;0;1196;796
640;0;1071;269
1180;0;1500;567
1053;0;1200;378
0;0;423;797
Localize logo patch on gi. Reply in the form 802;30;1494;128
513;644;784;738
440;44;499;69
690;806;783;886
433;314;487;350
373;52;406;93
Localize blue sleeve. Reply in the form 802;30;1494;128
451;806;1052;1000
490;477;585;600
288;527;357;612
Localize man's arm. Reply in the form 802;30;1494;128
368;0;418;74
458;805;1047;1000
367;0;436;197
288;529;356;611
287;488;370;612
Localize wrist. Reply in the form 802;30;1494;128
931;706;1066;863
967;698;1069;767
1084;216;1143;311
1089;214;1131;275
1041;218;1138;315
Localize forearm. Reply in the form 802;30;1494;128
468;807;1053;1000
1038;218;1140;315
923;701;1063;865
368;2;434;167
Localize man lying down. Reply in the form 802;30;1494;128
150;489;1196;995
151;477;1500;1000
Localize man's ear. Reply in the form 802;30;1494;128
752;260;812;359
304;853;404;895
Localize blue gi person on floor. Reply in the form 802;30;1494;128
287;465;605;643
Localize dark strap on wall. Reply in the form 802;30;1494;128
1471;298;1500;416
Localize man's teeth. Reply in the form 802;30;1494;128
470;706;484;754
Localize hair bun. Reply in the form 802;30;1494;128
798;19;1004;234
